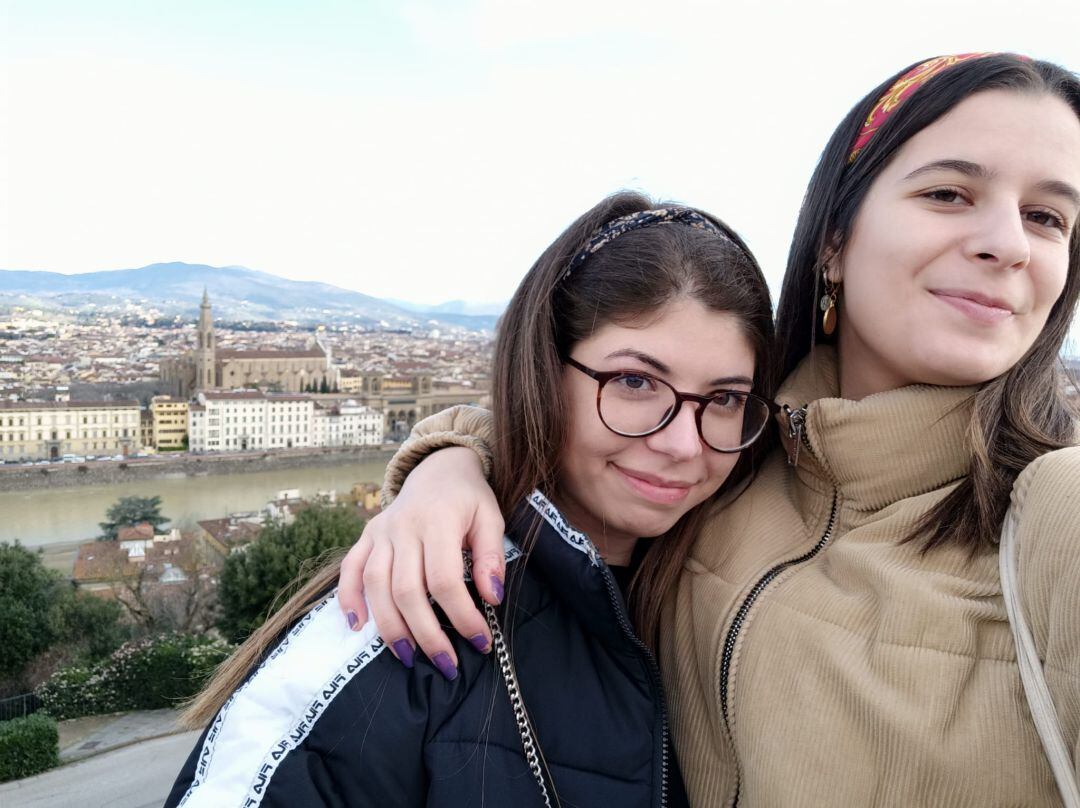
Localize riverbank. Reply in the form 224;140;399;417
0;445;397;492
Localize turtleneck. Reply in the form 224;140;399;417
775;347;978;513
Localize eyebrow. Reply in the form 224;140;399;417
603;348;754;388
903;159;995;182
904;159;1080;210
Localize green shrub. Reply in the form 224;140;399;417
0;713;59;782
36;633;233;720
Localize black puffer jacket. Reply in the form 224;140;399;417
166;490;688;807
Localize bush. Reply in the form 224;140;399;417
0;713;59;782
35;633;234;720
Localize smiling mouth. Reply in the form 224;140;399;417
611;463;694;505
930;290;1014;324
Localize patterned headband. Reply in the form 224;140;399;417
561;207;726;282
848;52;1005;163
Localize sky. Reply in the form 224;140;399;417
2;0;1079;310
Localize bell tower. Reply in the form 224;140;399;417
194;288;216;391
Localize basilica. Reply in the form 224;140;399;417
160;291;340;397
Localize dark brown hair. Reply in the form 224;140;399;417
776;54;1080;553
491;191;776;647
182;192;775;729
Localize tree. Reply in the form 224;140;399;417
319;378;330;394
0;542;127;693
98;495;169;541
217;506;364;642
0;544;62;681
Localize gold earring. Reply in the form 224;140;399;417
820;275;839;336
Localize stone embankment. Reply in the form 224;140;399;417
0;446;397;492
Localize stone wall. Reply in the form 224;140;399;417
0;446;397;492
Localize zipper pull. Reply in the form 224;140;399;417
783;405;806;467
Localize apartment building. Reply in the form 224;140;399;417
187;391;313;452
0;400;140;461
312;400;383;447
150;396;189;450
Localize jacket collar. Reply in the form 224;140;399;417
505;490;642;653
776;347;977;513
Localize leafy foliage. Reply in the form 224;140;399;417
0;543;128;691
0;713;59;782
217;505;363;642
98;495;169;541
35;633;234;720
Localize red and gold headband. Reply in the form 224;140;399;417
848;52;1000;163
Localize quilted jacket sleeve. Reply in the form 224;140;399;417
380;405;495;505
1011;446;1080;782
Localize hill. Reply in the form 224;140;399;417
0;263;499;330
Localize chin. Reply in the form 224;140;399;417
908;339;1021;387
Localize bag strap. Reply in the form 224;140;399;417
999;501;1080;807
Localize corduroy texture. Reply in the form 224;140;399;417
382;349;1080;807
379;405;495;507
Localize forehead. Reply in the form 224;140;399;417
888;89;1080;184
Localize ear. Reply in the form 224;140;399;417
818;233;844;284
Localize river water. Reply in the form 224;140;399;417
0;459;389;548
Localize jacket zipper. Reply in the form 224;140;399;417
719;405;839;806
599;565;670;807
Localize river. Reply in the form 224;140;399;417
0;459;389;549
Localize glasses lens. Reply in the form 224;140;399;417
700;392;769;451
599;373;678;436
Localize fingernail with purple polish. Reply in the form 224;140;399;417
433;652;458;681
346;610;360;631
491;575;505;604
392;639;415;669
469;634;490;654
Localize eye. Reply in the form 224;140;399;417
613;373;658;393
1024;208;1068;233
922;186;968;205
710;391;748;412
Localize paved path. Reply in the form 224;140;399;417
0;730;200;808
59;708;182;762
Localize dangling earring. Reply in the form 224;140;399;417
820;274;839;336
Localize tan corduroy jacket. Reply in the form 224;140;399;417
382;348;1080;807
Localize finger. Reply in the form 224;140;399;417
337;531;374;625
468;496;507;606
393;542;461;680
422;533;490;657
363;541;415;668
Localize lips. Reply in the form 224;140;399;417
612;464;695;505
930;289;1015;324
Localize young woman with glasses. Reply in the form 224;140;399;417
338;54;1080;806
166;192;776;807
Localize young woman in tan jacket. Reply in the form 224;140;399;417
339;54;1080;806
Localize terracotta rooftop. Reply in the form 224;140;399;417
0;399;139;411
117;522;155;541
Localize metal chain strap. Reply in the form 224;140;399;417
483;598;556;808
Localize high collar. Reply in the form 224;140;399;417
505;491;641;653
776;347;977;513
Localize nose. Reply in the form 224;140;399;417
643;402;703;461
964;200;1030;271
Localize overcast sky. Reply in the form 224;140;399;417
3;0;1079;310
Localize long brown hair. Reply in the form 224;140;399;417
183;192;775;729
776;54;1080;554
491;191;775;648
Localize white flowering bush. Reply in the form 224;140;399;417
36;633;234;719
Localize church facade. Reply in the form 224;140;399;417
161;291;340;397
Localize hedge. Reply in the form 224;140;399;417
35;633;233;720
0;713;59;782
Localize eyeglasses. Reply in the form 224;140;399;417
565;357;773;453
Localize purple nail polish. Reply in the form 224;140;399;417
491;575;505;604
469;634;490;654
346;610;359;631
432;652;458;681
392;639;415;669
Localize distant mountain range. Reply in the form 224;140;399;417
0;263;502;330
